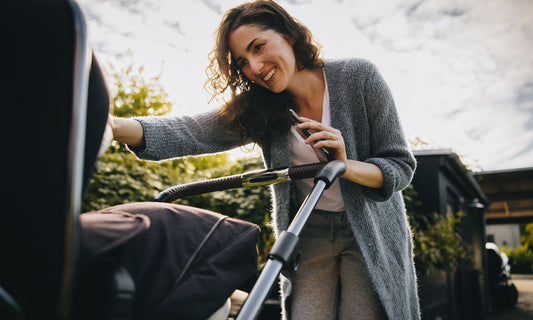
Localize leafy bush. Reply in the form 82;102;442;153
403;185;470;273
501;245;533;274
413;212;469;272
83;149;275;264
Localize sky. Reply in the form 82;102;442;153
77;0;533;171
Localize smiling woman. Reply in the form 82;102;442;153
109;1;419;319
205;0;325;146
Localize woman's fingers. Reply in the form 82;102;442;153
297;118;338;141
296;117;347;160
297;117;330;134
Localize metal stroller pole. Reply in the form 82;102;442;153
236;160;346;320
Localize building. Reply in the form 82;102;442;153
413;149;490;320
474;167;533;250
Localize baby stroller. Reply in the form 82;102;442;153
1;1;259;319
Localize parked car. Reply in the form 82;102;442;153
485;242;519;309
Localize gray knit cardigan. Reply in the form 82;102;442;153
131;58;421;319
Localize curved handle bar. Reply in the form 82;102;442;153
155;162;327;203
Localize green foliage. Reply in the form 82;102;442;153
108;63;172;117
522;223;533;250
501;245;533;274
82;151;164;211
499;223;533;274
413;211;469;272
403;185;470;273
403;184;424;230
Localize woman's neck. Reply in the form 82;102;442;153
287;68;325;121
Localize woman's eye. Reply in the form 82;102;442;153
254;43;264;52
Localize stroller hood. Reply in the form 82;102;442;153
81;202;260;319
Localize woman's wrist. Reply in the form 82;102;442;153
342;159;384;189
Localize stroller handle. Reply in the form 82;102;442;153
155;162;327;203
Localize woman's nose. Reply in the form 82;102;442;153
248;58;263;75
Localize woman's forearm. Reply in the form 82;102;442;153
110;116;145;147
342;159;384;189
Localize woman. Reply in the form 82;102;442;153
111;1;420;319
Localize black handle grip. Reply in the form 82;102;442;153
155;162;329;203
288;162;326;180
155;175;243;203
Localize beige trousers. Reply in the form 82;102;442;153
290;211;386;320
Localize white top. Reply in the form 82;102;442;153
289;73;346;212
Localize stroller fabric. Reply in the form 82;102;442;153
79;202;260;319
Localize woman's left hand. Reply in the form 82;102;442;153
296;117;347;162
296;117;384;188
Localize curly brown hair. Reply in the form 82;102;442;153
205;0;323;146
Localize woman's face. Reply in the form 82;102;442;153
229;24;296;93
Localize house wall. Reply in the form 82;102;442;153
486;224;521;248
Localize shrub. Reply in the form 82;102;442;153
501;246;533;274
403;185;470;273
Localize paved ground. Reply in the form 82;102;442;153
486;274;533;320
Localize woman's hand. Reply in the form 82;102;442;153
296;117;347;162
296;117;383;188
109;115;145;147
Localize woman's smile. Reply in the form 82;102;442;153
261;67;276;84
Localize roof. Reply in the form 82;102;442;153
473;167;533;224
413;149;489;204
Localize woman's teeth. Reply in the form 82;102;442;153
262;68;275;82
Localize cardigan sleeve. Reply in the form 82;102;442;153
361;62;416;201
128;109;241;161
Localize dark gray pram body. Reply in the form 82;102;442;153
1;1;259;319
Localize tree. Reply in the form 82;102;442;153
109;64;171;118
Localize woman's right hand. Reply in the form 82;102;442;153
109;115;145;147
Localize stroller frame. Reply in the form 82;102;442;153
237;160;346;320
158;160;346;319
236;160;346;319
